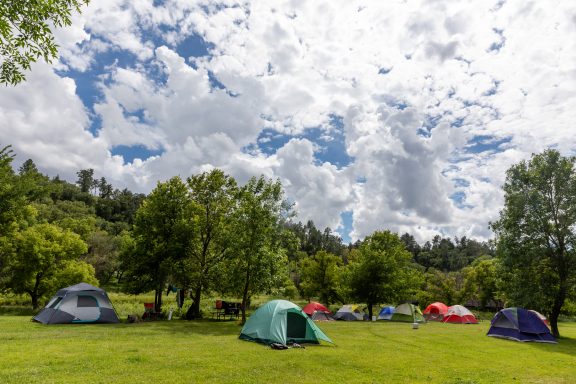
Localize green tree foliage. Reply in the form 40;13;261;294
417;268;471;307
414;235;492;272
344;230;422;318
491;149;576;337
83;230;122;284
5;223;90;308
76;168;96;194
299;250;342;305
122;177;191;312
184;170;238;319
462;257;502;310
0;0;89;85
226;176;288;323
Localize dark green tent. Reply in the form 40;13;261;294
239;300;333;345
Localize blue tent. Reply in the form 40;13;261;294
377;306;395;320
487;307;556;343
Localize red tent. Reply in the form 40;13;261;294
423;302;448;321
303;302;332;316
443;305;478;324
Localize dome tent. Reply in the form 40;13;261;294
303;301;335;321
487;307;556;343
239;300;333;345
423;302;448;322
390;303;425;323
377;306;395;320
33;282;119;324
333;304;365;321
443;305;478;324
302;302;332;316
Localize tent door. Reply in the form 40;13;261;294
72;295;100;322
286;312;307;339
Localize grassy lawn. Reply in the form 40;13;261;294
0;316;575;384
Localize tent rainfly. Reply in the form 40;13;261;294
239;300;333;345
423;302;448;322
390;303;425;323
487;307;556;343
333;305;365;321
443;305;478;324
302;302;332;316
33;282;120;324
377;306;395;320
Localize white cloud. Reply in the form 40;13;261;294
2;0;576;243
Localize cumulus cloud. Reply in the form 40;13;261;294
2;0;576;243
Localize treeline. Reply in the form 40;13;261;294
2;145;574;335
0;144;500;320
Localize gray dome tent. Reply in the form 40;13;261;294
33;283;120;324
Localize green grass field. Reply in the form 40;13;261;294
1;316;575;384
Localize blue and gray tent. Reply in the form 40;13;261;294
377;306;395;320
33;282;120;324
487;307;556;343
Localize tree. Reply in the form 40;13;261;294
123;177;191;312
462;257;502;310
184;169;238;319
0;0;89;85
5;223;90;308
299;250;342;305
490;149;576;337
83;230;121;284
226;176;288;323
344;230;422;319
76;168;95;194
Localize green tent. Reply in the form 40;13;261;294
390;303;425;323
239;300;333;345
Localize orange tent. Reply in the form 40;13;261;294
423;302;448;321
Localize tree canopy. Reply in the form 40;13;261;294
491;149;576;337
0;0;89;85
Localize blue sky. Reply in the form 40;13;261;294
2;0;576;243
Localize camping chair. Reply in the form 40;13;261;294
142;303;159;321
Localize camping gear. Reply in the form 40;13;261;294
528;310;549;326
333;304;365;321
487;307;556;343
390;303;425;323
377;306;395;320
303;302;334;321
239;300;333;345
423;302;448;321
32;282;119;324
443;305;478;324
310;311;335;321
302;302;331;316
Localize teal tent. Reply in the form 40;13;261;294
239;300;333;345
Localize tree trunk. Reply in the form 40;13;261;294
367;302;373;320
31;272;42;310
550;278;567;338
186;287;202;320
154;287;163;313
241;268;251;325
31;293;39;310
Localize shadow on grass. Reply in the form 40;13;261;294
487;333;576;358
114;318;243;337
526;335;576;357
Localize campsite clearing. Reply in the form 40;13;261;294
0;316;575;383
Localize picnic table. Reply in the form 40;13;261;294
213;300;241;320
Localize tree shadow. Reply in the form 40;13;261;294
117;318;243;337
